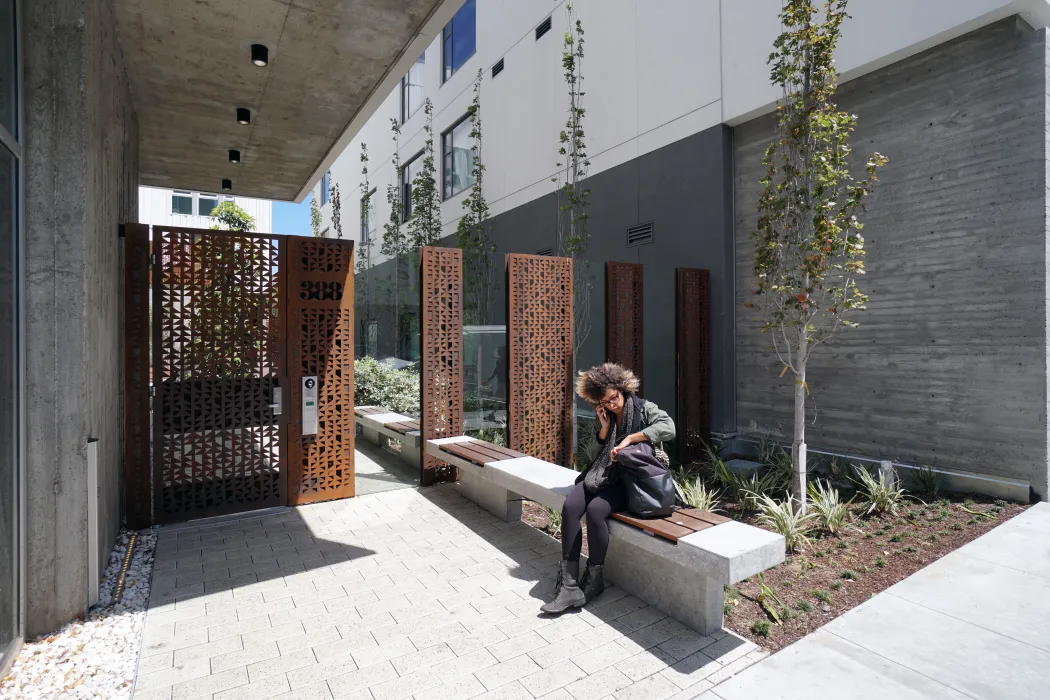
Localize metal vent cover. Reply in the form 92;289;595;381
535;247;554;256
492;58;504;77
536;16;552;40
626;222;654;247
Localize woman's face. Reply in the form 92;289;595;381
598;387;624;414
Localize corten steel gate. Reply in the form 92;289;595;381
506;253;574;467
122;224;355;525
420;247;464;486
676;268;711;465
606;261;644;388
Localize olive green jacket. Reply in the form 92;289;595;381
583;398;676;463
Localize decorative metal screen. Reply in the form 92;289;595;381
420;247;464;486
152;227;286;523
676;268;711;464
123;224;152;529
506;254;574;466
606;262;644;388
287;238;356;505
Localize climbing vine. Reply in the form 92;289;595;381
409;99;442;249
358;142;376;339
382;118;411;358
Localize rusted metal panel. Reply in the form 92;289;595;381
606;261;644;388
676;268;711;465
152;226;286;523
420;247;465;486
287;237;356;505
506;253;574;467
123;224;152;529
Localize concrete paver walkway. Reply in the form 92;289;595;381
132;454;767;700
706;502;1050;700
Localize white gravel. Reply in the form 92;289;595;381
1;529;157;700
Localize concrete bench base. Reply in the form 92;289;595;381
355;408;422;470
427;436;785;637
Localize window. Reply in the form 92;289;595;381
401;153;423;221
198;193;219;217
360;188;377;243
442;0;476;82
321;171;330;206
171;191;193;215
400;53;425;123
443;115;475;199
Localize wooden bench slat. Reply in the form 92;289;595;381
467;441;527;460
611;512;694;542
441;443;495;467
677;508;731;526
355;407;387;416
665;511;717;533
386;420;421;434
463;440;525;463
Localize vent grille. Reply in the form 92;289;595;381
535;247;554;256
492;58;504;78
536;16;552;40
626;222;654;247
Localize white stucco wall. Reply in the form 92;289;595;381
138;186;273;233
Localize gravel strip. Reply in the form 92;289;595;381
1;529;157;700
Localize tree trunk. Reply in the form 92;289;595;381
792;342;808;514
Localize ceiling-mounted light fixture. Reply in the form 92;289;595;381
236;108;251;125
229;149;241;164
222;179;232;192
251;44;269;67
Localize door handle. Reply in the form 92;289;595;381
270;387;282;415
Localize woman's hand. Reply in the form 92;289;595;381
596;405;610;432
610;436;633;461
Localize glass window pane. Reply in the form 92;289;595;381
403;157;423;220
403;53;425;122
172;192;192;215
198;195;218;217
445;118;475;198
0;145;17;659
0;0;16;138
452;0;476;74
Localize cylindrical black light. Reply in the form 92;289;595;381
251;44;269;67
222;179;232;192
229;149;241;164
236;108;251;125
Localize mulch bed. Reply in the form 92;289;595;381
520;494;1028;652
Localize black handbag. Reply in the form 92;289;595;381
616;444;676;518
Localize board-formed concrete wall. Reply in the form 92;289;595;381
733;18;1050;500
24;0;138;635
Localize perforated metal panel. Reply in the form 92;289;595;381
420;247;464;486
506;254;574;467
676;268;711;465
123;224;152;529
606;262;644;389
287;238;356;505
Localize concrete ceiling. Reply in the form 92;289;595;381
113;0;454;202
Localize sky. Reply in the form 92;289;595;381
271;194;314;236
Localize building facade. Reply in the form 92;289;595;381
312;0;1050;501
138;186;273;232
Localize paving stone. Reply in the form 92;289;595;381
300;659;397;694
665;679;714;700
269;680;335;700
475;653;543;691
172;635;244;665
614;674;681;700
390;642;457;675
488;630;548;662
351;636;416;668
472;680;534;700
276;626;342;656
519;659;587;696
415;673;488;700
659;652;721;690
572;640;636;675
210;640;281;673
171;667;249;700
618;648;678;682
135;658;211;692
696;635;755;665
565;666;634;700
213;677;292;700
656;631;718;662
138;651;175;675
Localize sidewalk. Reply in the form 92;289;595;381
705;502;1050;700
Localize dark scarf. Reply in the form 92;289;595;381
583;396;635;494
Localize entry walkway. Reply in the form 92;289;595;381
132;451;766;700
707;503;1050;700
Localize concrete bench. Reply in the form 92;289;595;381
354;406;422;468
426;436;786;636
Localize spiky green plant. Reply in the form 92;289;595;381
672;468;722;512
541;505;562;537
806;480;852;534
853;465;906;516
753;494;817;553
909;465;941;497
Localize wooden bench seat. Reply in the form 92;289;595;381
353;406;422;468
426;435;785;635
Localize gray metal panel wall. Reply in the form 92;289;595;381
733;18;1049;499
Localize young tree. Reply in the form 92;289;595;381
409;99;442;249
209;201;256;231
310;192;323;237
358;143;377;340
455;69;495;325
749;0;887;512
382;119;411;357
553;2;592;367
329;179;342;239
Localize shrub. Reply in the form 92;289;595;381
909;465;941;497
794;600;813;613
840;570;859;580
904;546;918;553
853;465;906;516
807;480;853;535
540;505;562;536
750;620;771;638
673;469;722;512
714;451;788;512
874;557;887;568
829;582;842;591
354;356;420;416
753;494;817;553
811;590;831;603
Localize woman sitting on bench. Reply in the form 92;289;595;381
541;363;676;614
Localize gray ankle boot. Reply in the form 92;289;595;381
581;563;605;603
540;561;586;614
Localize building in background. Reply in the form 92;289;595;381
312;0;1050;503
138;187;273;232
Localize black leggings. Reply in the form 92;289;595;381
561;481;626;565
